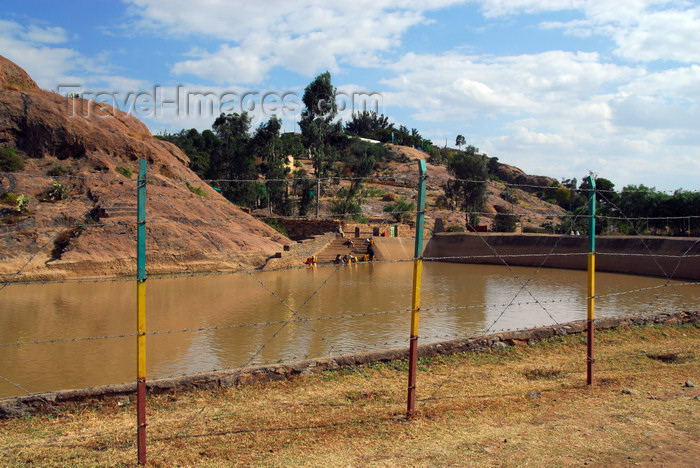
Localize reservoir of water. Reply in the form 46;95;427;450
1;262;697;398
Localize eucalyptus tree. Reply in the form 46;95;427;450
211;111;257;208
444;146;488;227
299;71;343;216
455;134;466;150
252;115;290;214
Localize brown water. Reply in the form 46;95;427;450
1;262;697;398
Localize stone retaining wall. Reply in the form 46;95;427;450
273;218;338;240
344;222;416;238
2;310;697;419
262;232;335;270
425;233;700;280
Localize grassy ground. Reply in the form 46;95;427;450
1;323;698;467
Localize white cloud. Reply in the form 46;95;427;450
536;0;700;64
124;0;458;84
611;6;700;63
171;45;276;84
21;24;69;44
380;45;699;188
608;66;700;133
476;0;580;18
2;1;698;190
0;20;82;88
382;50;638;119
0;19;118;89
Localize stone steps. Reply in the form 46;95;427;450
315;237;374;263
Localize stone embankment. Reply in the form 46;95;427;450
2;310;697;419
424;233;700;280
262;232;335;270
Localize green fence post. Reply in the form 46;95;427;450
586;175;596;386
407;160;427;417
136;159;147;464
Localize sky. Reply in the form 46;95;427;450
1;0;699;192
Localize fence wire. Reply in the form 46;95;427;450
1;166;698;463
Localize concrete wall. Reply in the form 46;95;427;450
424;233;700;280
372;237;427;261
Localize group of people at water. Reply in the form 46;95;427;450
334;237;375;264
334;253;357;264
305;234;376;267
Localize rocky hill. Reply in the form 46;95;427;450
291;143;564;234
380;144;564;231
0;56;290;281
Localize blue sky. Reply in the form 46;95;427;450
2;0;699;191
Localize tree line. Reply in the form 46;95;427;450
158;72;698;236
159;72;415;219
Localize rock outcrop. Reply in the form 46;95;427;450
0;56;290;281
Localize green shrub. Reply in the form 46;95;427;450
115;166;133;178
48;165;68;177
446;225;465;232
500;187;518;204
47;181;68;201
15;194;29;212
0;191;18;205
493;213;518;232
0;148;24;172
383;198;415;223
262;218;288;236
186;182;207;197
362;188;385;198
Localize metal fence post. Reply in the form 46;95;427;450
136;159;147;464
586;175;596;386
407;160;427;417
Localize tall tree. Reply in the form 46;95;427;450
211;112;257;208
299;71;343;216
328;141;377;219
252;116;290;214
157;128;220;176
292;167;315;217
444;148;488;227
344;111;393;141
455;134;466;150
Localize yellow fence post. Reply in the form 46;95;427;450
407;160;427;418
586;175;596;386
136;159;147;464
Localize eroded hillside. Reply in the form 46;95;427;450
0;55;290;281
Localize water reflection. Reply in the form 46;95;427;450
1;262;697;397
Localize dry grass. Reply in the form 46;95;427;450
1;323;698;467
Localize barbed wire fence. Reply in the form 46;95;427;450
0;166;698;462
